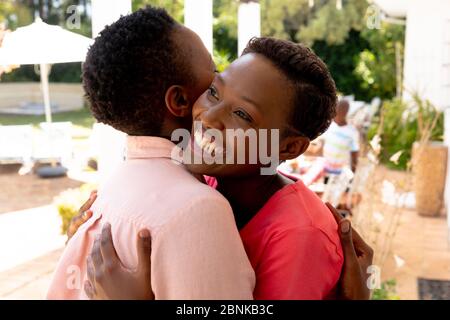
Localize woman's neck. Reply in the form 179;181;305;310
216;172;294;229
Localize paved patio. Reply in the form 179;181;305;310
381;208;450;299
0;164;82;214
0;248;62;299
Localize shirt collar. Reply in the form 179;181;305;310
126;136;176;160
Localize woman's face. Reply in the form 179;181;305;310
184;53;301;178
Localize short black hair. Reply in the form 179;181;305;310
83;7;191;136
243;37;337;140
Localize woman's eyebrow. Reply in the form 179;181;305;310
217;73;260;108
241;95;260;109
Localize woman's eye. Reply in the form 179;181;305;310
207;86;219;100
234;109;252;122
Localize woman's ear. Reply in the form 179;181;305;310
165;85;192;118
279;136;310;161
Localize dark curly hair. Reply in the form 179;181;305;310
83;7;192;136
242;37;337;140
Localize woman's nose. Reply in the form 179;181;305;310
200;105;226;131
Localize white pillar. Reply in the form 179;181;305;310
238;0;261;56
184;0;213;53
91;0;132;37
90;0;131;182
402;0;450;240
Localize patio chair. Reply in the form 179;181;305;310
349;104;370;129
363;97;381;130
32;121;73;167
346;160;376;207
0;124;33;166
321;167;354;208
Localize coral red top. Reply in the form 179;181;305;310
207;176;343;299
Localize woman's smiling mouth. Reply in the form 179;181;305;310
193;128;225;158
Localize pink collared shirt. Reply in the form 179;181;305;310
47;136;255;300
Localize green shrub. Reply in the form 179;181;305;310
213;49;232;73
371;279;400;300
54;183;97;235
368;97;444;170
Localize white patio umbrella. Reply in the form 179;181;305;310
0;17;93;122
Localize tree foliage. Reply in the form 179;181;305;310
0;0;405;100
261;0;367;45
133;0;185;22
354;22;405;100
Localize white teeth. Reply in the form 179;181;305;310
201;137;209;149
193;130;224;157
207;143;215;155
194;131;203;148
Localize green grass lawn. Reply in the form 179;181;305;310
0;108;95;130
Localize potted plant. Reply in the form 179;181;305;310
410;93;446;217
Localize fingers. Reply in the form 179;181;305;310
86;256;98;299
67;210;93;238
73;210;93;229
90;235;104;269
326;202;343;223
86;255;95;284
338;219;359;262
349;227;374;258
67;190;97;241
326;201;374;262
79;191;97;214
136;229;152;276
82;209;93;221
84;280;96;300
326;202;357;260
100;223;120;269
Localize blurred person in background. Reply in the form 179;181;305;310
309;99;359;174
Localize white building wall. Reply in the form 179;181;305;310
184;0;213;53
91;0;132;38
238;1;261;56
403;0;450;110
403;0;450;236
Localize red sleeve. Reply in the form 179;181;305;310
253;227;342;300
